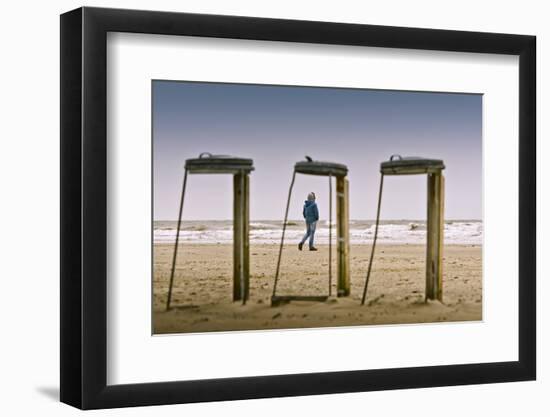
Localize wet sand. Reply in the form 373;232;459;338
153;243;482;334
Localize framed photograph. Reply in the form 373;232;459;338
60;6;536;409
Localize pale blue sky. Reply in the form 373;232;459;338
153;81;482;221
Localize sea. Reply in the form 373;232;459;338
154;219;483;245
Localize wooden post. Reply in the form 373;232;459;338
233;172;249;302
243;173;250;301
426;172;444;301
336;176;350;296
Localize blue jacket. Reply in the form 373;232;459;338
303;200;319;224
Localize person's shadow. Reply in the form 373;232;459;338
36;386;59;401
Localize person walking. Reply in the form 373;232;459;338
298;192;319;251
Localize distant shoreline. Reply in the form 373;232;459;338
153;219;483;245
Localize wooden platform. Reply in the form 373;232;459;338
185;153;254;174
380;155;444;175
294;159;348;177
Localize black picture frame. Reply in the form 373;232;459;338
60;6;536;410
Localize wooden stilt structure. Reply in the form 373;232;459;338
272;156;350;306
361;155;445;304
166;153;254;311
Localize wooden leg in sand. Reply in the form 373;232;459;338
166;169;188;311
233;172;250;302
337;176;350;296
426;173;444;301
243;173;250;302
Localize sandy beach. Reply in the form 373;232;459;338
153;243;482;334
